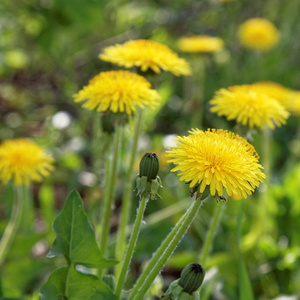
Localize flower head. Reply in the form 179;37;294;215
99;40;191;76
238;18;279;51
209;85;290;129
74;70;161;115
0;139;54;186
177;36;224;53
167;129;265;199
288;92;300;116
251;81;294;109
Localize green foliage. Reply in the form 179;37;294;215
47;190;117;268
40;267;117;300
40;191;117;300
1;0;300;299
238;258;255;300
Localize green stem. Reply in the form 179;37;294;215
237;199;255;299
115;108;143;280
0;186;24;266
115;195;148;297
190;55;206;129
237;199;244;250
127;203;191;298
128;197;206;300
256;128;271;236
99;124;122;257
92;113;103;176
199;203;224;267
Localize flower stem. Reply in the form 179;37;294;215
198;202;224;267
92;112;103;175
0;186;24;266
260;128;271;235
128;196;206;300
115;108;143;280
253;128;271;239
189;55;206;130
115;194;148;297
99;124;122;257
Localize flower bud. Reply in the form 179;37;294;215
179;263;205;294
139;153;159;181
161;264;205;300
136;153;162;200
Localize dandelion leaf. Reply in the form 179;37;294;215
40;267;68;300
40;266;117;300
47;190;117;268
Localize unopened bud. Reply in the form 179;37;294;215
136;153;162;200
161;264;205;300
179;263;205;294
139;153;159;181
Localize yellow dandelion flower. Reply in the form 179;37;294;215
167;129;265;199
0;139;54;186
251;81;294;108
209;85;290;129
74;70;161;115
99;40;191;76
177;35;224;53
238;18;279;51
288;92;300;116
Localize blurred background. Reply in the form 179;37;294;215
1;0;300;299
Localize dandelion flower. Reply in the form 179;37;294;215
209;85;290;129
167;129;265;199
0;139;54;186
288;92;300;116
99;40;191;76
251;81;294;109
177;36;224;53
74;70;161;115
238;18;279;51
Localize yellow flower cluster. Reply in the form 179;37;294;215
238;18;279;51
99;39;192;76
0;139;54;186
167;129;265;199
210;84;290;129
177;36;224;53
74;70;161;115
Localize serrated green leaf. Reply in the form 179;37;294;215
47;190;117;268
40;266;118;300
40;267;68;300
66;266;118;300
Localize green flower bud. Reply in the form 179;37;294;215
162;264;205;300
136;153;162;200
139;153;159;181
179;263;205;294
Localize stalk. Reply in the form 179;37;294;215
115;195;148;297
99;124;122;257
256;128;271;237
198;202;225;267
128;196;206;300
0;186;24;265
115;108;143;279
